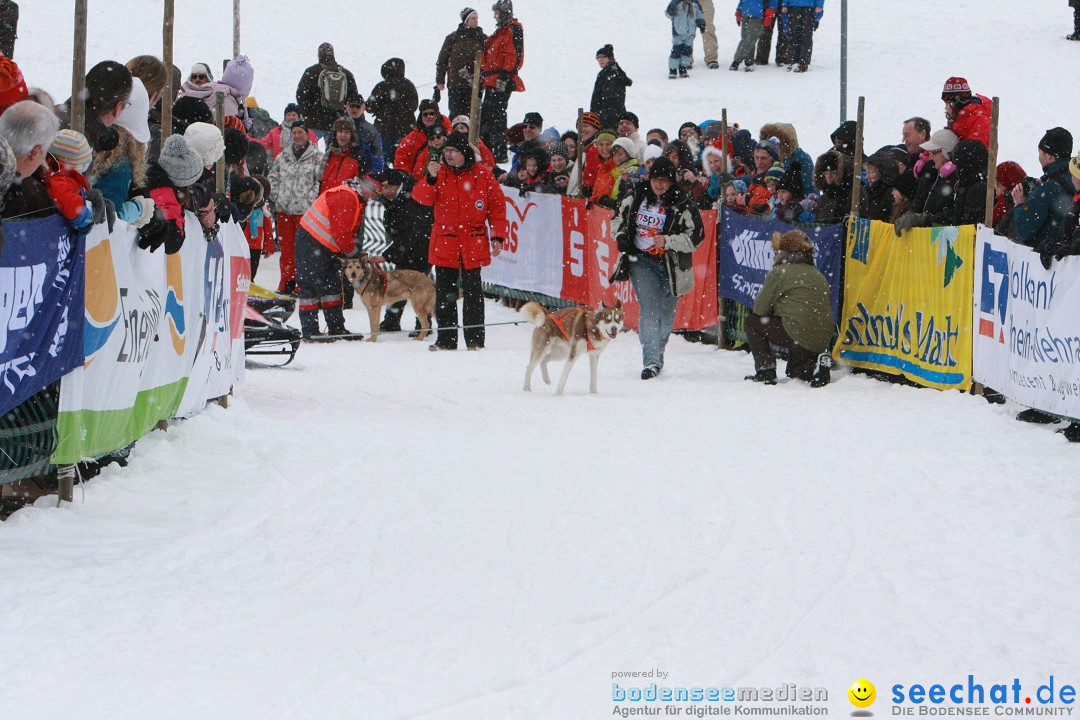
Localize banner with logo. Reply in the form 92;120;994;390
0;214;84;417
717;208;844;319
973;227;1080;418
484;189;718;331
55;216;249;463
835;218;975;391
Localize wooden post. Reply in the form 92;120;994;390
720;108;729;175
574;108;585;197
467;51;482;153
56;464;75;504
70;0;88;134
984;97;1000;228
849;96;865;216
162;0;175;137
215;91;226;194
717;108;728;349
232;0;241;58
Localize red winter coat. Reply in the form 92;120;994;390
299;185;365;255
394;115;452;171
482;20;525;92
320;148;363;193
244;207;275;254
950;94;992;147
412;157;509;270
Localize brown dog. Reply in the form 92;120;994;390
520;300;624;395
342;257;436;342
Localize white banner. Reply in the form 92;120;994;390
481;186;565;298
56;215;249;462
973;227;1080;418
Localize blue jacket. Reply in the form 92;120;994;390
666;0;704;37
737;0;776;18
1011;158;1074;252
781;0;824;8
785;147;816;198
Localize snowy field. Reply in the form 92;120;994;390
3;1;1080;719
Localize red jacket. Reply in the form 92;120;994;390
950;94;992;147
482;20;525;92
244;207;275;254
394;115;452;171
590;156;616;203
256;124;320;160
320;148;363;193
43;168;89;222
581;142;601;192
412;158;509;270
299;185;365;255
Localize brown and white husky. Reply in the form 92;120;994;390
520;301;624;395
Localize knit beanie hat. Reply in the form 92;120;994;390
893;170;919;200
1038;127;1073;160
549;141;569;161
172;96;214;134
221;55;254;97
941;76;972;102
996;161;1026;191
223;127;248;165
451;115;470;130
157;135;204;187
778;163;804;197
460;6;477;22
0;54;28;116
649;157;677;183
612;137;636;160
49;129;93;173
418;99;439;118
596;131;617;144
596;44;614;59
283;102;301;118
184;122;225;168
581;112;601;130
756;139;781;163
114;77;151;144
818;152;839;174
643;144;663;163
444;131;472;155
618;111;639;129
764;166;784;182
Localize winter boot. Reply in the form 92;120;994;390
795;64;809;73
1016;408;1058;424
678;67;689;78
707;61;720;69
729;61;740;71
324;304;363;341
669;68;678;79
641;363;662;380
380;301;405;332
1068;32;1080;41
744;60;754;72
299;308;322;340
809;353;831;388
744;368;778;385
408;316;426;339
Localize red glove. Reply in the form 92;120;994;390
764;8;775;27
735;10;742;25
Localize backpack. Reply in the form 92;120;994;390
317;66;349;108
246;106;277;139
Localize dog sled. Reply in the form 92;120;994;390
244;284;301;366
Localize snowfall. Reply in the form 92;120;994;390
2;1;1078;719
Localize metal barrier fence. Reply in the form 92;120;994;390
0;385;58;485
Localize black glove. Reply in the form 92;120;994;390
212;192;231;223
137;210;168;252
432;86;441;104
696;18;707;31
85;189;116;232
893;212;929;236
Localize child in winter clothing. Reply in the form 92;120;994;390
234;175;274;279
666;0;706;78
44;129;95;233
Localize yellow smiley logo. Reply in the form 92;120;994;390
848;679;876;708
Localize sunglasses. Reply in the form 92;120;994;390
421;111;438;117
347;102;364;108
191;74;209;81
522;123;537;130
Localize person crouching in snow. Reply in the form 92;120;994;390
744;230;833;387
295;176;383;341
666;0;706;79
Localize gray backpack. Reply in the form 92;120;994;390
317;66;348;108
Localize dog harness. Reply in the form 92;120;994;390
548;309;597;352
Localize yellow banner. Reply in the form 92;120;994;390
833;219;975;390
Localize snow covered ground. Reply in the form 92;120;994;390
3;2;1080;719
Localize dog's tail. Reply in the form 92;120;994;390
519;301;547;327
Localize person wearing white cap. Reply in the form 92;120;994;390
449;114;496;168
183;122;225;170
89;76;156;228
893;128;959;234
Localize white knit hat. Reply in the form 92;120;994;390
612;137;636;160
157;135;204;187
184;122;225;168
114;77;151;144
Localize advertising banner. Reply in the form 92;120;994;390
835;218;975;390
482;188;566;300
0;214;84;416
973;227;1080;418
717;208;843;319
55;216;248;463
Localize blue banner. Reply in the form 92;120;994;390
0;214;85;416
718;208;844;319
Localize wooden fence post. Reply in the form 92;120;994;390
232;0;240;59
215;91;226;194
984;97;1000;228
70;0;87;134
717;108;729;349
162;0;174;137
849;96;865;216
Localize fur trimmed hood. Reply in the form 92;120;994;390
760;122;799;162
813;150;851;192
